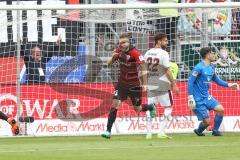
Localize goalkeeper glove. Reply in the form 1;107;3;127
188;95;196;110
228;83;240;91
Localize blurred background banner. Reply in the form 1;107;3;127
178;0;232;34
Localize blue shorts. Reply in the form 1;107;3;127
193;96;220;121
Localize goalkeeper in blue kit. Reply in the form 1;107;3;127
188;47;239;136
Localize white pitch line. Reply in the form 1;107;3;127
0;143;240;153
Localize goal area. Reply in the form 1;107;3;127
0;2;240;137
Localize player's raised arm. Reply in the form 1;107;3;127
212;73;239;90
228;83;240;90
107;48;120;65
107;53;118;65
212;72;228;87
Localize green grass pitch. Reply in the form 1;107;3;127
0;133;240;160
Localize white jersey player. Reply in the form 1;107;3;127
144;33;179;139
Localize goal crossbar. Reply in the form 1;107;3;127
0;2;240;10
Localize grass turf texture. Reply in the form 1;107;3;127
0;133;240;160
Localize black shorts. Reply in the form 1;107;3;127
113;82;142;106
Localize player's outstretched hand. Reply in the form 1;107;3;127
228;83;240;91
107;53;119;65
188;95;196;110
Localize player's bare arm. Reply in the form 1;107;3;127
165;67;179;95
139;63;148;91
107;53;119;65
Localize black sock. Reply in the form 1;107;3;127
0;111;8;121
107;108;118;132
141;104;154;112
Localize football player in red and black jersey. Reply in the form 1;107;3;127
101;33;156;139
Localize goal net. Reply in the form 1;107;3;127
0;1;240;137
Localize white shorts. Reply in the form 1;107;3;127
148;90;173;107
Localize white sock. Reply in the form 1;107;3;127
159;107;172;135
146;111;152;135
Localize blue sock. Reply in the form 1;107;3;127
213;114;223;132
197;122;207;133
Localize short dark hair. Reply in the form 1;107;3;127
200;47;212;59
119;32;131;39
154;33;167;45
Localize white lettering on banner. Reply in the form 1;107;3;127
128;120;194;131
215;68;240;74
42;9;58;42
0;105;15;115
35;122;105;133
128;121;159;131
233;119;240;130
36;123;68;133
27;1;38;42
77;122;105;132
23;99;50;118
42;0;66;42
46;65;81;73
0;2;8;42
0;0;66;43
11;2;23;43
0;94;20;117
128;121;146;130
2;117;240;136
0;93;80;119
66;99;81;119
168;121;194;129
